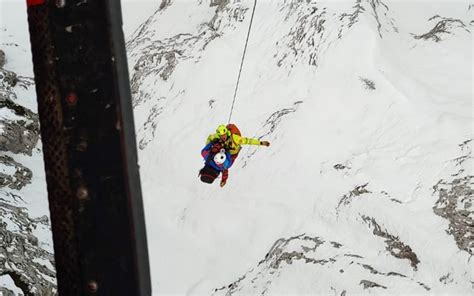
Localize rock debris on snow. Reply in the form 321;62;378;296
413;15;471;42
361;215;420;269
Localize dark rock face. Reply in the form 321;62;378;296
337;183;371;211
0;68;17;88
359;77;376;90
213;234;428;295
275;0;397;70
260;235;325;269
127;0;248;150
413;15;471;42
0;287;16;296
159;0;172;10
360;279;387;289
433;176;473;254
0;64;39;156
210;0;228;7
0;49;57;294
361;215;420;269
0;96;39;156
0;155;32;190
0;50;6;68
0;201;57;295
127;1;243;108
0;50;39;155
432;140;473;255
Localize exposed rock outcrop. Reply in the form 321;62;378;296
0;201;56;295
128;1;250;149
413;15;471;42
275;0;397;70
432;140;473;255
213;234;428;295
361;215;420;269
0;155;32;190
0;48;56;294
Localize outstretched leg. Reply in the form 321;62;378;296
230;153;239;165
220;169;229;187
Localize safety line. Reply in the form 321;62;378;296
228;0;257;123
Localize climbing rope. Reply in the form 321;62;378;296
228;0;258;123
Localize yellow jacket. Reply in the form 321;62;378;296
206;133;262;155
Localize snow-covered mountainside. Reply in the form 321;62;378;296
0;7;57;295
127;0;473;294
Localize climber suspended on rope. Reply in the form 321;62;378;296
199;139;233;186
198;1;267;187
199;124;270;187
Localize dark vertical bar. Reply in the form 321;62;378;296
104;1;151;294
25;0;151;294
26;1;82;295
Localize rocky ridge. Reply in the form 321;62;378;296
213;234;430;295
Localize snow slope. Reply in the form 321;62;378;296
0;0;471;295
126;0;473;295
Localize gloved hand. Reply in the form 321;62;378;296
220;180;226;187
260;141;270;147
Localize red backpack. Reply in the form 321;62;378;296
226;123;241;136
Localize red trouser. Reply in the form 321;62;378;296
221;169;229;182
230;152;239;164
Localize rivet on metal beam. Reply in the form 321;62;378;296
76;139;88;152
87;280;98;293
76;186;89;201
56;0;66;8
66;92;78;106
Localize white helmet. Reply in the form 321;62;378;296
213;149;227;165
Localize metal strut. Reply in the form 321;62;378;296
26;0;151;295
